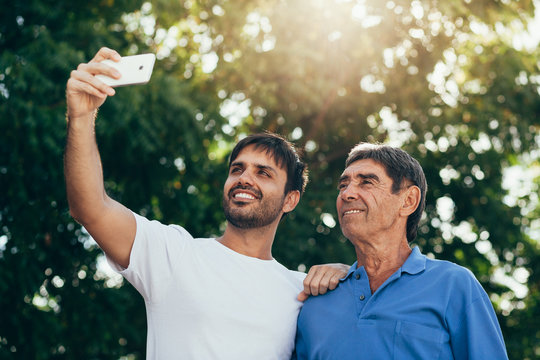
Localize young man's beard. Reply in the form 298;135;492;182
222;189;286;229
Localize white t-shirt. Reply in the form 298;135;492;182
108;213;306;360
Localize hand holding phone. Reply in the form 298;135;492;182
96;53;156;87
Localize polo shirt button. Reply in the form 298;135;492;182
359;294;365;301
355;274;360;280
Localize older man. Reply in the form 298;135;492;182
295;143;508;359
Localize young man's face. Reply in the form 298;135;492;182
336;158;404;242
223;145;293;229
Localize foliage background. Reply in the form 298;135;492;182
1;0;539;358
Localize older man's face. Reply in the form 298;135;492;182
336;159;404;242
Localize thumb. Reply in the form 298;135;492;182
297;291;309;302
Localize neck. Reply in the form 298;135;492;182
353;235;411;294
217;222;279;260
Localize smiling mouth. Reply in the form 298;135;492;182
233;192;256;200
229;185;261;202
343;209;363;216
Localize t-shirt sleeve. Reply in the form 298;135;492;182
447;268;508;360
107;212;193;302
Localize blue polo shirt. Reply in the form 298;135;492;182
295;247;508;360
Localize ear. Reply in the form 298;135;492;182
400;185;421;217
282;190;301;213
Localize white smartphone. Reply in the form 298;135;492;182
96;53;156;87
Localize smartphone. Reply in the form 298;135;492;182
96;53;156;87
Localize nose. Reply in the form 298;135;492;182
237;169;255;186
340;184;359;202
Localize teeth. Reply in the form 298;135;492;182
234;193;255;200
344;210;362;215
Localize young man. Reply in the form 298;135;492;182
295;143;508;359
64;47;347;359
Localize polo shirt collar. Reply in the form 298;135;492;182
400;246;426;275
341;261;359;281
340;246;426;282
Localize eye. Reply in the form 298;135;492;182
230;167;242;174
259;169;271;177
337;183;347;191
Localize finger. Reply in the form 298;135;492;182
303;267;316;295
304;266;324;296
90;47;121;64
297;291;309;302
317;271;335;295
67;77;108;100
77;62;121;80
302;267;316;296
317;266;345;295
70;68;115;96
328;273;341;291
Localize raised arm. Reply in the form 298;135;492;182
64;47;135;268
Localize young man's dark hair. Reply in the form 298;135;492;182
229;132;309;197
345;143;427;242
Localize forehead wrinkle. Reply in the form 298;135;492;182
339;171;380;183
339;174;350;183
357;173;380;181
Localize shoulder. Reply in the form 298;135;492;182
134;212;194;240
288;269;308;282
424;257;489;303
270;260;306;280
426;257;481;288
425;256;476;280
269;262;306;290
